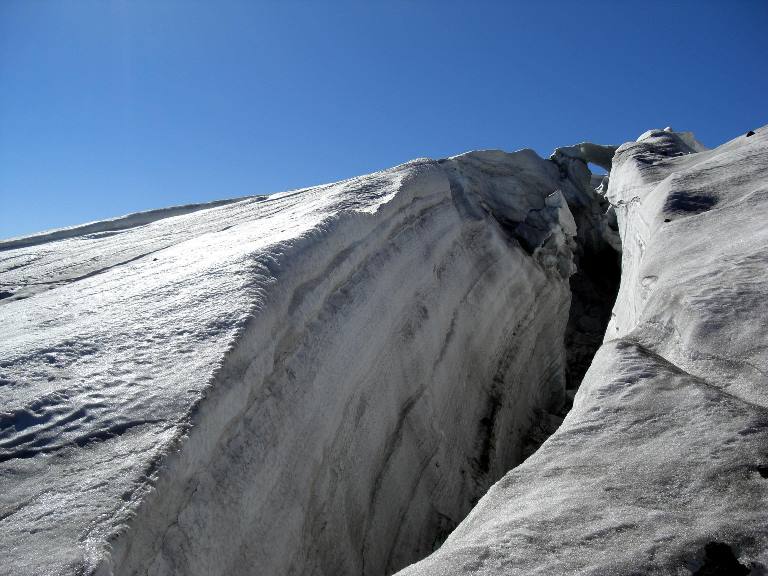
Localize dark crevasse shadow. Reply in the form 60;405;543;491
564;241;621;393
521;153;622;461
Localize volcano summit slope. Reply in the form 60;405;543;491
1;126;766;575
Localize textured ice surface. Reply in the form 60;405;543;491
398;126;768;575
4;125;765;576
1;151;584;575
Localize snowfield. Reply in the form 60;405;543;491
1;125;766;575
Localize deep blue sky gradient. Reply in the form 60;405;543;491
2;0;767;238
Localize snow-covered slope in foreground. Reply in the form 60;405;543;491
399;126;768;575
1;150;591;575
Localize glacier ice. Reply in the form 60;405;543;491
399;126;768;575
1;124;766;576
1;149;598;575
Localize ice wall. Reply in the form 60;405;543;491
1;149;589;575
103;152;579;576
399;126;768;575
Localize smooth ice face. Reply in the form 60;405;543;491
398;126;768;576
1;150;584;575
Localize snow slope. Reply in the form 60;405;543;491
5;125;762;576
398;126;768;575
1;150;588;575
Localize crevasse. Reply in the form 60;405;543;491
95;147;620;576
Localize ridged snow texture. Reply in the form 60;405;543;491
4;125;765;576
400;126;768;575
1;149;586;575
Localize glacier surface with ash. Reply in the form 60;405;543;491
1;148;597;575
1;125;765;576
399;126;768;575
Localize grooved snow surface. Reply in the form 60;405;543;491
399;126;768;575
2;126;766;576
2;151;581;575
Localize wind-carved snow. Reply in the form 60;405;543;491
1;149;593;575
399;126;768;575
5;125;763;576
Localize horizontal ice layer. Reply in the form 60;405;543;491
1;150;581;575
398;126;768;575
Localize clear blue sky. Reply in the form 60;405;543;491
1;1;766;239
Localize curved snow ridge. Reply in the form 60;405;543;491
0;159;444;574
399;125;768;575
101;154;584;574
97;152;581;576
0;166;421;464
1;151;580;575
